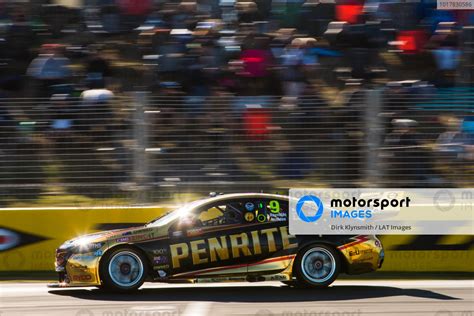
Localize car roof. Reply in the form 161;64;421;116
206;193;288;202
183;193;289;211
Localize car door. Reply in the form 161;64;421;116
167;198;253;278
244;197;298;275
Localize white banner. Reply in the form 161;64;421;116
289;189;474;235
437;0;474;10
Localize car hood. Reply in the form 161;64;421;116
59;226;145;250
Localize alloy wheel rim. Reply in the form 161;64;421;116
108;251;144;287
300;247;336;283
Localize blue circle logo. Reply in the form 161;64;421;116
296;195;324;222
245;202;255;211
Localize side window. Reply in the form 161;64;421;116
196;201;245;227
191;198;289;227
241;199;288;224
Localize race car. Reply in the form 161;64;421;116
49;193;384;292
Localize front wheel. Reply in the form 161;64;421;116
293;244;340;288
99;247;147;292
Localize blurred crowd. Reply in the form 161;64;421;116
1;0;473;98
0;0;474;203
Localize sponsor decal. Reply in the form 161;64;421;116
153;255;168;264
72;275;92;281
172;231;183;237
265;274;287;281
0;227;48;252
244;212;255;222
130;233;154;242
157;270;167;277
348;248;360;256
257;214;267;223
71;254;97;261
0;228;19;251
245;202;255;211
268;200;281;214
169;226;298;268
269;213;287;222
153;248;168;255
153;264;170;270
116;233;154;243
187;228;203;237
89;243;103;250
199;276;246;283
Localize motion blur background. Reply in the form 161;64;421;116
1;0;474;207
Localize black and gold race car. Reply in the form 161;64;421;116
50;193;384;291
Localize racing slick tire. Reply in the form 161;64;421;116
99;247;148;292
293;244;340;288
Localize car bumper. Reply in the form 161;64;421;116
338;235;384;274
54;252;102;287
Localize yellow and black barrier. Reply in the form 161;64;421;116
0;207;472;272
0;206;169;271
379;235;474;272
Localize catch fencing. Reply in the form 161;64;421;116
0;88;473;206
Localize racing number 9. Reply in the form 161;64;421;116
268;200;280;214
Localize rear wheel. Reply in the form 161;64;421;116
99;247;147;292
294;244;340;288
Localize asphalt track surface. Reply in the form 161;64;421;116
1;280;473;316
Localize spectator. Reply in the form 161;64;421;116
432;36;461;87
27;44;72;98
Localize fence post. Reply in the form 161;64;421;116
133;91;149;204
365;89;384;187
460;26;474;85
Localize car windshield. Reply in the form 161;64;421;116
146;199;207;227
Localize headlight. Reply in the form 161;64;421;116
76;239;103;252
60;236;103;252
76;237;95;249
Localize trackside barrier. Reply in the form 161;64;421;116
0;206;169;271
379;235;474;272
0;207;472;272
